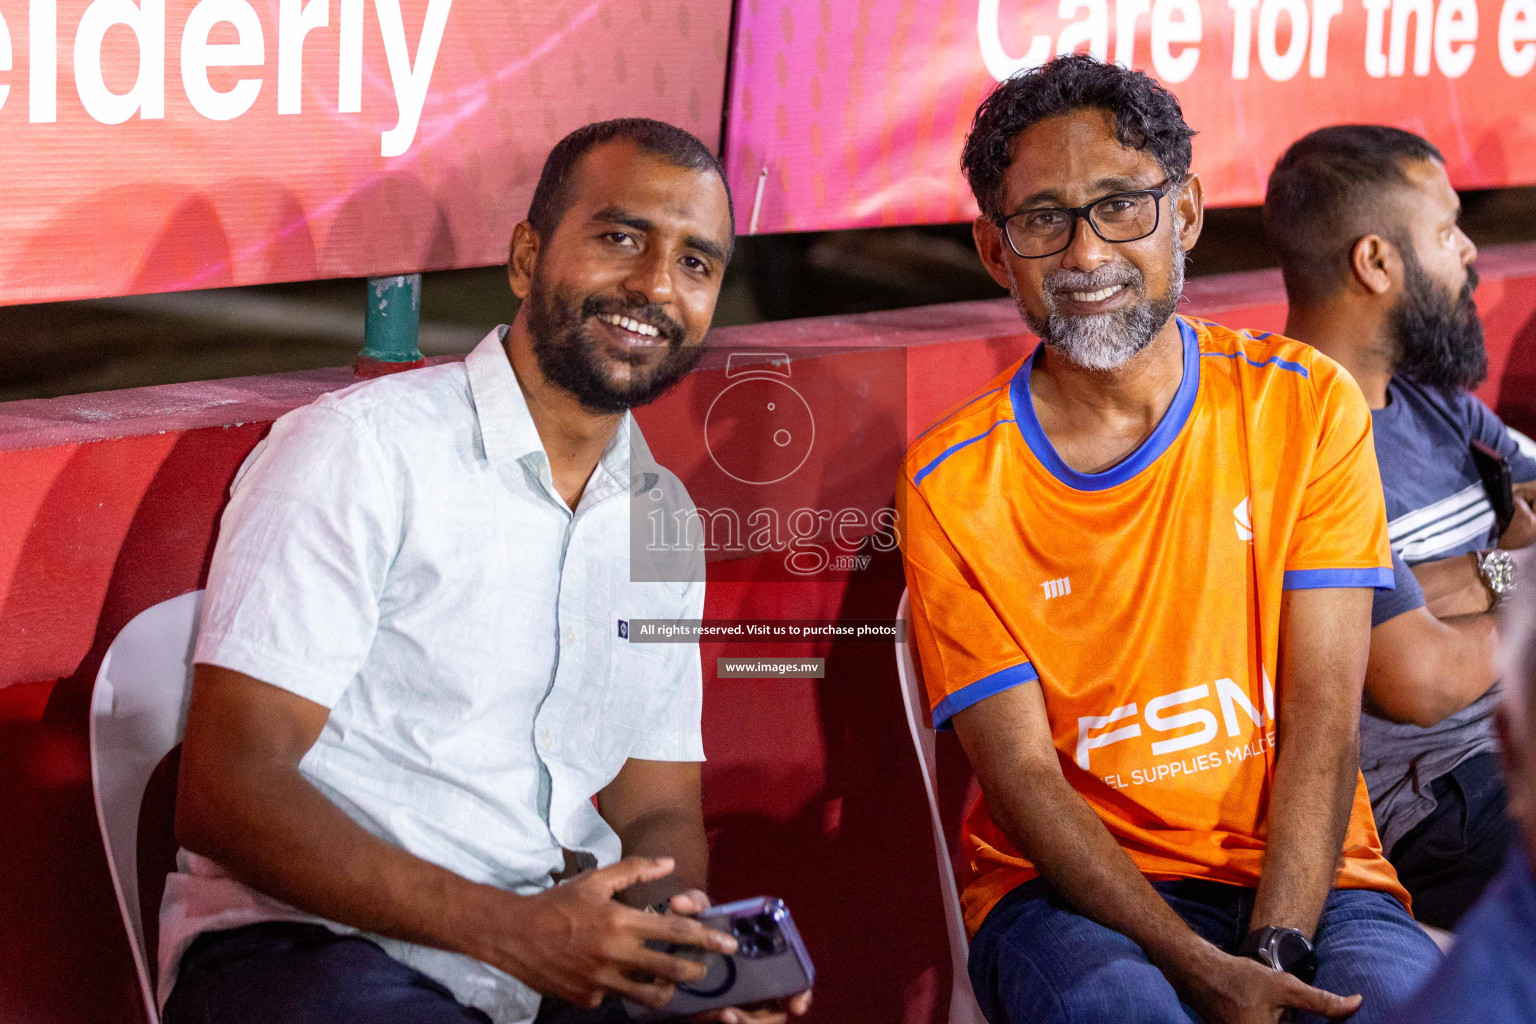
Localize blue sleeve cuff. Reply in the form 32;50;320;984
932;662;1039;730
1371;552;1427;627
1282;567;1396;590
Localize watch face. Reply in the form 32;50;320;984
1488;551;1516;594
1270;931;1318;983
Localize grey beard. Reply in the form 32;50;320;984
1020;245;1186;372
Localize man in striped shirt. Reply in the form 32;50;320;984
1267;125;1536;928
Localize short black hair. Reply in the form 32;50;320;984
961;54;1196;220
526;117;734;251
1264;125;1444;303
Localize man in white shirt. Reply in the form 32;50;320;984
160;119;810;1024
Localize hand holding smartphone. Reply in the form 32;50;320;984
621;897;815;1022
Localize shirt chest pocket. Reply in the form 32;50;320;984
540;626;661;785
602;620;674;734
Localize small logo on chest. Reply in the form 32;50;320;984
617;620;629;639
1040;577;1072;600
1234;497;1253;542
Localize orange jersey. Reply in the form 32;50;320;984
899;317;1407;936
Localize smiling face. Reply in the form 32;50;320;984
510;139;734;413
973;108;1203;371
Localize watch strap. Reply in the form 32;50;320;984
1234;927;1268;960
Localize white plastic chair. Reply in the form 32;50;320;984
90;590;205;1024
896;589;987;1024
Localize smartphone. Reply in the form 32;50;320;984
621;897;815;1022
1471;440;1516;534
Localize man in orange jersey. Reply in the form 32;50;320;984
899;56;1439;1024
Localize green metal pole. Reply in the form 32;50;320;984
357;273;425;377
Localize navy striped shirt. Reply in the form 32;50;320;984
1362;376;1536;853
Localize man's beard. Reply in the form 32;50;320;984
1391;246;1486;394
523;270;706;414
1018;240;1186;372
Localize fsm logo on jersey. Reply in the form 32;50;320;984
1075;671;1277;790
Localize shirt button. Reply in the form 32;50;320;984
563;626;576;644
540;731;553;746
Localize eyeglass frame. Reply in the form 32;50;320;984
993;178;1185;259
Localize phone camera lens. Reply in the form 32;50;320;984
753;913;776;932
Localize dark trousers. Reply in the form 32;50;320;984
1389;752;1517;929
969;876;1441;1024
163;921;630;1024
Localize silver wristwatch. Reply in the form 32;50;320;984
1476;549;1517;608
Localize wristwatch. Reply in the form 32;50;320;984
1236;926;1317;983
1476;549;1517;609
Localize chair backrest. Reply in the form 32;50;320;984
895;590;985;1024
90;590;204;1024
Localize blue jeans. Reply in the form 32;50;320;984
162;921;631;1024
163;922;493;1024
968;877;1441;1024
1389;752;1516;929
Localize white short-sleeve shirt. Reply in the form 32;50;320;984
158;328;705;1024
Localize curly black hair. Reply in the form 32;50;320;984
961;55;1196;220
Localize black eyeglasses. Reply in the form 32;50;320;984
995;180;1179;259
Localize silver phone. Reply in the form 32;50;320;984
621;897;815;1021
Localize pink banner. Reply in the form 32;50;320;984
723;0;1536;233
0;0;731;304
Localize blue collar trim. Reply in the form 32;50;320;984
1010;317;1201;492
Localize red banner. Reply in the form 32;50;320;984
723;0;1536;233
0;1;732;304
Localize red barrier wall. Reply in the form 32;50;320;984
3;253;1534;1024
